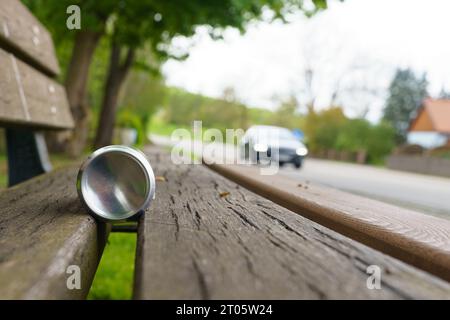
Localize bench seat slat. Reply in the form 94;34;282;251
134;148;450;299
0;0;60;76
0;166;107;299
206;161;450;282
0;47;73;130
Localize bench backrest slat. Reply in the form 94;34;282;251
0;0;60;76
0;47;73;129
0;0;73;130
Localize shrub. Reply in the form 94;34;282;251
116;109;146;147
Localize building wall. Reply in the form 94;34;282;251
407;131;448;149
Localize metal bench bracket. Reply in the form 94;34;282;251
6;128;52;186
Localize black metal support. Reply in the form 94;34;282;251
111;221;138;233
6;128;52;186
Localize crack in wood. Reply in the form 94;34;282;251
169;207;179;241
191;256;210;300
260;210;307;241
227;206;260;230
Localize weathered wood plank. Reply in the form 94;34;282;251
0;47;73;129
134;148;450;299
206;161;450;282
0;165;108;299
0;0;60;76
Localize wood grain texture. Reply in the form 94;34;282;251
0;47;73;130
0;165;108;299
206;162;450;282
134;148;450;299
0;0;60;76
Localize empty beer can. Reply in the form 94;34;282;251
77;145;156;221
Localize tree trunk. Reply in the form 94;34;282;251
47;31;102;157
94;43;135;149
66;31;102;156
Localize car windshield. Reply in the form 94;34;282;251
250;127;297;141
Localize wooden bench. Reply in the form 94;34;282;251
1;0;450;299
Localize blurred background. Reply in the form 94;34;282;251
1;0;449;299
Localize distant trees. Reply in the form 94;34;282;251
383;68;428;144
272;96;302;129
302;107;347;152
335;119;395;164
163;88;248;133
148;84;396;164
302;107;395;164
117;70;166;143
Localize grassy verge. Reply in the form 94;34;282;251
88;233;137;300
147;116;192;137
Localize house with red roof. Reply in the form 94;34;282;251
408;98;450;149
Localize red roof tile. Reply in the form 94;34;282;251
420;99;450;133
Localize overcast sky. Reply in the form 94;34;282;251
162;0;450;122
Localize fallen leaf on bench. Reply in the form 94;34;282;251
219;191;230;198
156;176;166;182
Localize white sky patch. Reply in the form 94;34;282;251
162;0;450;122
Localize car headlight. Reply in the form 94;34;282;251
296;147;308;156
253;143;268;152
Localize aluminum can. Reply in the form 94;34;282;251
77;145;155;221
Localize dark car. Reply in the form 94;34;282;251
240;125;308;168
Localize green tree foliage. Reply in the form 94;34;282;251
23;0;113;33
247;108;275;126
118;69;167;145
335;119;395;164
163;88;248;133
120;70;166;118
244;97;304;130
366;121;396;164
383;68;428;144
115;110;146;146
335;118;371;152
272;96;303;129
303;107;347;152
302;107;395;164
94;0;331;147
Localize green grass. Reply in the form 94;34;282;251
88;233;137;300
0;152;85;190
147;116;193;137
147;116;221;142
0;153;6;189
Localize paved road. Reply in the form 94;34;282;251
278;159;450;219
150;134;450;219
